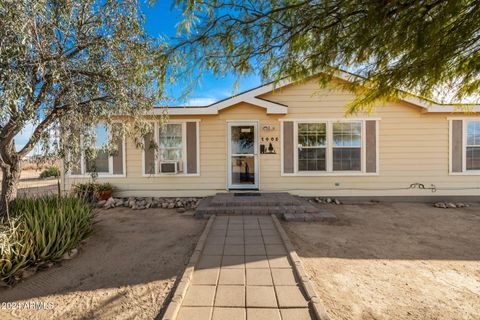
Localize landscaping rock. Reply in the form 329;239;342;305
114;198;124;207
96;200;106;208
176;207;186;213
104;197;115;209
62;248;78;260
96;196;202;211
313;197;342;205
433;202;470;209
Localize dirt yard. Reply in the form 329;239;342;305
0;169;59;197
283;202;480;320
0;207;206;320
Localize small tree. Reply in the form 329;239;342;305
174;0;480;110
0;0;169;215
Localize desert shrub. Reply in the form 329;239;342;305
72;182;114;202
0;196;94;284
39;165;60;179
72;182;99;202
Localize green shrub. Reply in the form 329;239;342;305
0;196;94;284
39;165;60;179
97;182;113;192
72;182;99;202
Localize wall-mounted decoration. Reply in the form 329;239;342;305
260;142;276;154
262;125;275;131
260;123;278;154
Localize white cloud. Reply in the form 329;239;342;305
185;97;218;106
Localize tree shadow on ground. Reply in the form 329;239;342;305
0;208;206;319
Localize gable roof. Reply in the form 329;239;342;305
150;70;480;115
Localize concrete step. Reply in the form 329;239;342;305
195;193;336;220
208;192;305;207
209;200;305;207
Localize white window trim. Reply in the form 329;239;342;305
281;118;379;177
67;122;126;178
142;119;201;177
449;118;480;175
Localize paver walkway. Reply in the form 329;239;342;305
177;215;316;320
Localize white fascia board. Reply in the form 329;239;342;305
244;98;288;114
148;88;288;115
403;96;480;113
425;105;480;113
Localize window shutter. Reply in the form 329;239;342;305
451;120;463;173
365;120;377;173
283;121;294;174
144;131;156;174
186;122;198;174
112;123;124;175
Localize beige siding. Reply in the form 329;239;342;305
63;78;480;197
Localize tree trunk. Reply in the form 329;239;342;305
0;160;21;218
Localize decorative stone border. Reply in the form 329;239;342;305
163;215;216;320
271;214;330;320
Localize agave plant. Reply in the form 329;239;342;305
0;196;94;284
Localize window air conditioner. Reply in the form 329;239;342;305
159;160;182;174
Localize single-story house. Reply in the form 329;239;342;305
61;71;480;199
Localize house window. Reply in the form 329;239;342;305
295;120;365;174
86;124;111;174
143;120;200;176
298;123;326;171
159;123;183;161
332;122;362;171
466;120;480;170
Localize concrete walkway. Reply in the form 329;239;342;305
176;216;316;320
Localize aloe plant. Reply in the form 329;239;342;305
0;196;94;284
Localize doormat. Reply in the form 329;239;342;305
233;193;261;197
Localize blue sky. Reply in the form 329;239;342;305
15;0;262;151
143;0;262;106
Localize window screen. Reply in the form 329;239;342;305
159;123;183;161
466;121;480;170
332;122;362;171
297;123;326;171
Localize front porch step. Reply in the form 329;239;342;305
195;192;336;221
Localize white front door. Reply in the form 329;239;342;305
227;121;259;189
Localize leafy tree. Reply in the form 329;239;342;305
173;0;480;109
0;0;168;215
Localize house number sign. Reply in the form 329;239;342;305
260;125;278;154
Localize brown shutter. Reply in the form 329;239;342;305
186;122;198;174
144;131;156;174
112;123;124;175
283;121;294;174
451;120;463;173
365;120;377;173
